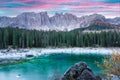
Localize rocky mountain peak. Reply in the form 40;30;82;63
0;12;119;31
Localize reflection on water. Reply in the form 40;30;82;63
0;53;105;80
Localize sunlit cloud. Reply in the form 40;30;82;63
0;0;119;18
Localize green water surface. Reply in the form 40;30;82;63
0;53;105;80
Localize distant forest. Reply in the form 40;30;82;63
0;27;120;49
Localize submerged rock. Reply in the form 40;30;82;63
25;54;34;58
62;62;101;80
0;59;20;65
0;58;28;65
16;74;21;78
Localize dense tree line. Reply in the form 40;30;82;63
0;27;120;49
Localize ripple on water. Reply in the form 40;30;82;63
0;53;106;80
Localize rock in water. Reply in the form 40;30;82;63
16;74;21;78
25;54;34;58
62;62;101;80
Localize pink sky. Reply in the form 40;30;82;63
0;0;120;18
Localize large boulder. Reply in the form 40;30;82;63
62;62;101;80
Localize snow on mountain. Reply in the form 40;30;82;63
0;12;120;31
107;17;120;25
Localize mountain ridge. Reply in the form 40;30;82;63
0;12;120;31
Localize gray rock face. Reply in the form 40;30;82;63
62;62;101;80
0;12;120;31
107;17;120;25
0;16;12;28
78;14;106;28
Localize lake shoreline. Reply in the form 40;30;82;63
0;47;120;65
0;47;120;58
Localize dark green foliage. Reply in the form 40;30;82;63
73;25;113;31
82;25;113;30
0;27;120;49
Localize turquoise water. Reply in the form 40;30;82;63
0;53;105;80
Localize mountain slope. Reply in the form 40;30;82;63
0;12;120;31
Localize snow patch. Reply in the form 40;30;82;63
0;48;120;59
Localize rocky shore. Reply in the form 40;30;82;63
61;62;101;80
52;62;102;80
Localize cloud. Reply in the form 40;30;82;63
99;0;120;3
13;0;32;2
0;2;27;8
0;0;119;18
